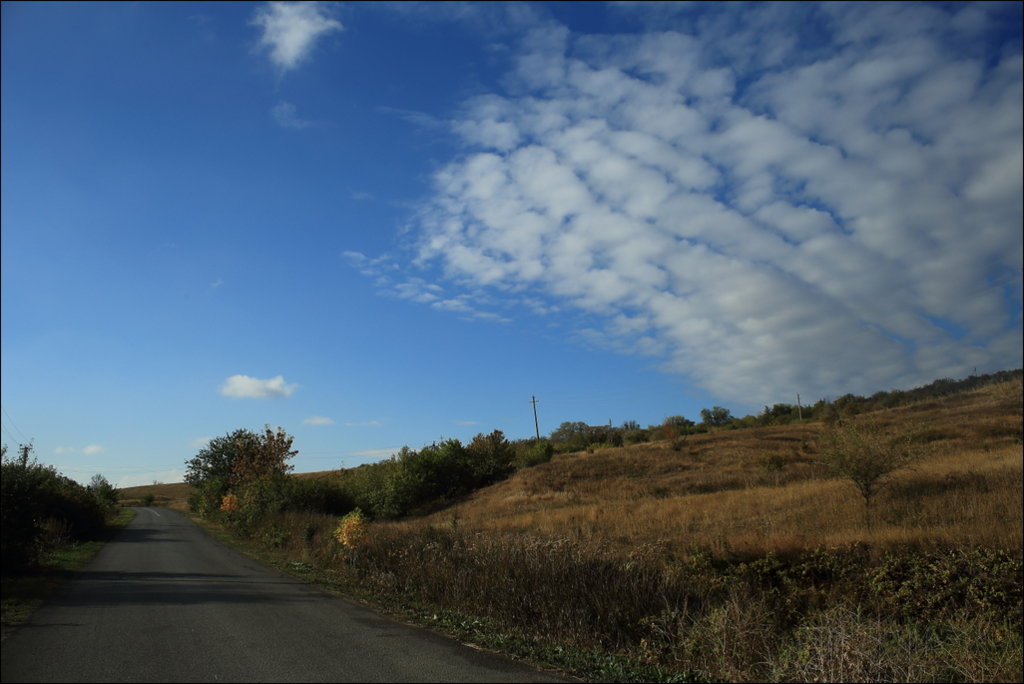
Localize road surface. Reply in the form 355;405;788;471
1;507;565;683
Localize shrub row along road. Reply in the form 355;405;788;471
1;508;564;683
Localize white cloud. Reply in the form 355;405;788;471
303;416;335;425
384;3;1022;409
271;101;312;129
220;374;298;399
251;1;342;72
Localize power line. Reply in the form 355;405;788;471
1;406;31;443
1;421;21;446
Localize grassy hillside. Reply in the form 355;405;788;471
118;481;191;510
409;377;1022;557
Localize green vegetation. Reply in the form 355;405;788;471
1;443;130;636
1;443;122;574
185;426;551;527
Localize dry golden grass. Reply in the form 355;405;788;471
413;379;1023;558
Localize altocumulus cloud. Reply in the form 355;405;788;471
389;2;1022;408
220;374;298;399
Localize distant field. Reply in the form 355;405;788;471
118;482;191;511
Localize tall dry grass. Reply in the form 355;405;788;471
414;379;1022;559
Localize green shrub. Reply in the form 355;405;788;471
514;439;553;470
2;443;108;572
282;477;354;516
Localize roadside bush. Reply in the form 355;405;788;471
88;473;119;511
336;433;521;520
1;443;108;572
185;426;297;531
282;477;354;516
338;458;409;520
188;475;230;517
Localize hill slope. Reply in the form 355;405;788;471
410;377;1023;556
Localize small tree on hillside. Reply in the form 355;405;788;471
818;419;917;521
467;430;515;486
661;415;695;439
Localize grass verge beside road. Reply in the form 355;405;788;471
1;507;136;642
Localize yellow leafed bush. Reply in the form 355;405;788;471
334;508;367;549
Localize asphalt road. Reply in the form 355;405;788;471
1;507;565;683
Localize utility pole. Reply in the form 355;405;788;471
796;394;803;421
530;395;540;440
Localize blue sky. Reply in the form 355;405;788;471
2;1;1021;487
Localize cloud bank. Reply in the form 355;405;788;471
396;2;1022;408
220;374;298;399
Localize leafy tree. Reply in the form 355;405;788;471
660;415;695;439
700;406;733;427
759;403;801;425
88;473;119;509
663;415;695;429
549;421;592;452
231;425;296;484
185;428;253;514
513;439;554;469
184;426;296;519
184;429;255;489
467;430;515;485
549;421;615;452
818;419;917;519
